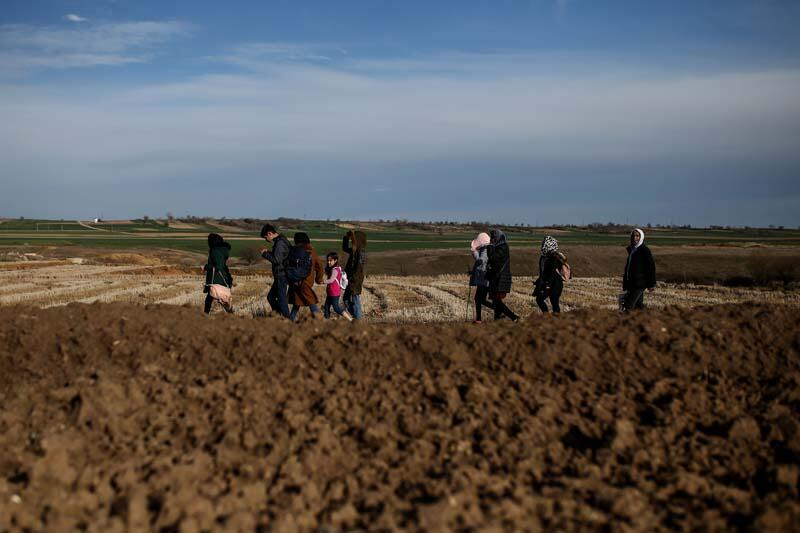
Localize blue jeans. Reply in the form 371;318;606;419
324;296;347;318
267;275;290;318
343;290;362;320
289;304;320;321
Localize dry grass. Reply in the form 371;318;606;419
3;263;799;321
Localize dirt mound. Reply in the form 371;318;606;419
1;305;798;530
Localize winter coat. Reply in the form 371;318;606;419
487;240;512;294
623;244;656;291
262;234;290;277
204;242;233;293
342;231;367;295
535;253;563;295
469;245;490;287
288;243;325;306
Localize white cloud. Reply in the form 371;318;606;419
0;20;189;75
65;14;88;23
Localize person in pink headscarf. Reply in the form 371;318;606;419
469;232;494;323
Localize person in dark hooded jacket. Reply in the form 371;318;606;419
203;233;233;314
486;229;519;321
534;235;565;313
622;228;656;311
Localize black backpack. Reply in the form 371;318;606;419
286;245;312;283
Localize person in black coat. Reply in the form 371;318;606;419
622;228;656;311
203;233;234;314
486;229;519;321
534;235;564;313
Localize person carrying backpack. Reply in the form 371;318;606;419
342;230;367;319
202;233;234;314
323;252;353;321
260;223;291;318
287;232;325;321
621;228;656;311
469;232;493;323
533;235;569;313
486;229;519;321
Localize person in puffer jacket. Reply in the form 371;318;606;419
203;233;233;314
486;229;519;321
469;232;494;323
622;228;656;311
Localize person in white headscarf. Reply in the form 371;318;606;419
622;228;656;311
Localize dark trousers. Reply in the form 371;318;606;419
474;286;493;321
536;284;562;313
324;296;347;318
491;292;518;321
267;275;290;318
624;288;645;311
203;294;214;314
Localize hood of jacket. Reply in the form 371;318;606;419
208;233;231;250
489;229;507;246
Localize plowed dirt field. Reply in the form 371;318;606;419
1;303;799;531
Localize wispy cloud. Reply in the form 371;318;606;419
65;14;88;23
0;20;189;75
209;42;347;71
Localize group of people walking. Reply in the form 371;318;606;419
202;224;367;319
468;227;656;321
258;224;367;320
202;224;655;320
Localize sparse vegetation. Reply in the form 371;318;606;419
1;263;797;319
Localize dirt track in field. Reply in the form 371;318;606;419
1;303;799;531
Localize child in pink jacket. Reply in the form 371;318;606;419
324;252;353;321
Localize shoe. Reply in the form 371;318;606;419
472;320;482;324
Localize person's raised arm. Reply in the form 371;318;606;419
342;233;353;254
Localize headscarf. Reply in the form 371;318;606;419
471;232;491;252
630;228;645;249
541;235;559;256
489;229;507;245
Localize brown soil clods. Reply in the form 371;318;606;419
0;303;799;530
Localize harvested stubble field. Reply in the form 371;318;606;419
1;263;799;320
0;302;799;530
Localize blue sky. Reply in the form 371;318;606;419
1;0;799;226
